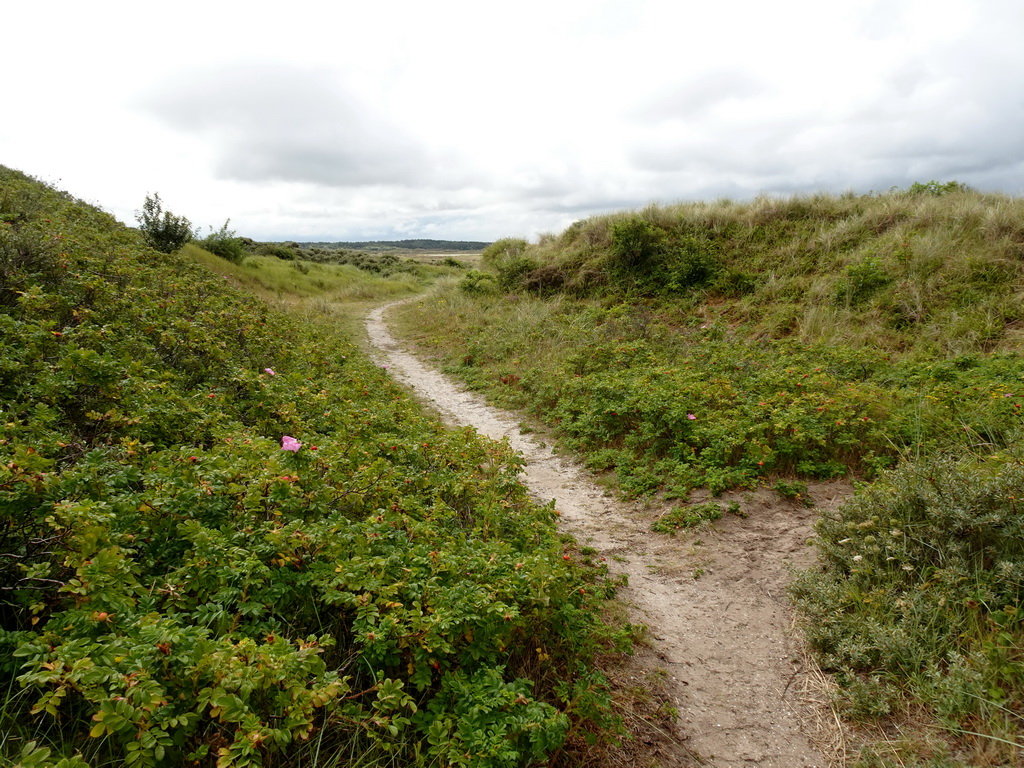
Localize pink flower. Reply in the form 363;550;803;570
687;413;697;420
264;368;275;376
281;435;302;452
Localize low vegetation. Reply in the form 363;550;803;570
0;167;629;768
391;185;1024;765
792;454;1024;765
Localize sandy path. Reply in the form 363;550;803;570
367;301;845;767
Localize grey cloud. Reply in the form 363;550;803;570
137;62;431;188
622;12;1024;200
627;74;1024;200
506;169;586;202
629;124;792;178
871;99;1024;186
545;196;651;215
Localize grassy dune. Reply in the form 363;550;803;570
392;185;1024;766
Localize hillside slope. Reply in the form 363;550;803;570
392;187;1024;765
0;168;623;768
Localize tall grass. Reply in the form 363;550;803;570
493;187;1024;357
181;245;427;301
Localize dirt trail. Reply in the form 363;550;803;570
367;301;847;767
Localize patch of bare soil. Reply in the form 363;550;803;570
367;301;850;767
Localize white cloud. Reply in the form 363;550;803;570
2;0;1022;241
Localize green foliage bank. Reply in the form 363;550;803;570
0;168;626;768
393;186;1024;764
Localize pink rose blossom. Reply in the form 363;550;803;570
281;435;302;452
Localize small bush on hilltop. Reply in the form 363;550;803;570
199;219;246;264
608;218;665;278
0;167;628;768
134;192;195;253
907;179;972;196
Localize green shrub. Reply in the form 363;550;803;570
495;255;540;291
255;242;298;260
792;454;1024;747
480;237;529;270
607;217;666;291
459;269;499;295
772;479;812;505
835;256;891;305
664;239;720;293
711;268;757;297
0;196;64;305
651;502;724;534
134;193;195;253
199;220;246;264
906;180;972;196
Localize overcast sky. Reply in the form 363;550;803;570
4;0;1023;242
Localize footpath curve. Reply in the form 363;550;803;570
367;300;845;768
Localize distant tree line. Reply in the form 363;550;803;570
305;239;490;252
